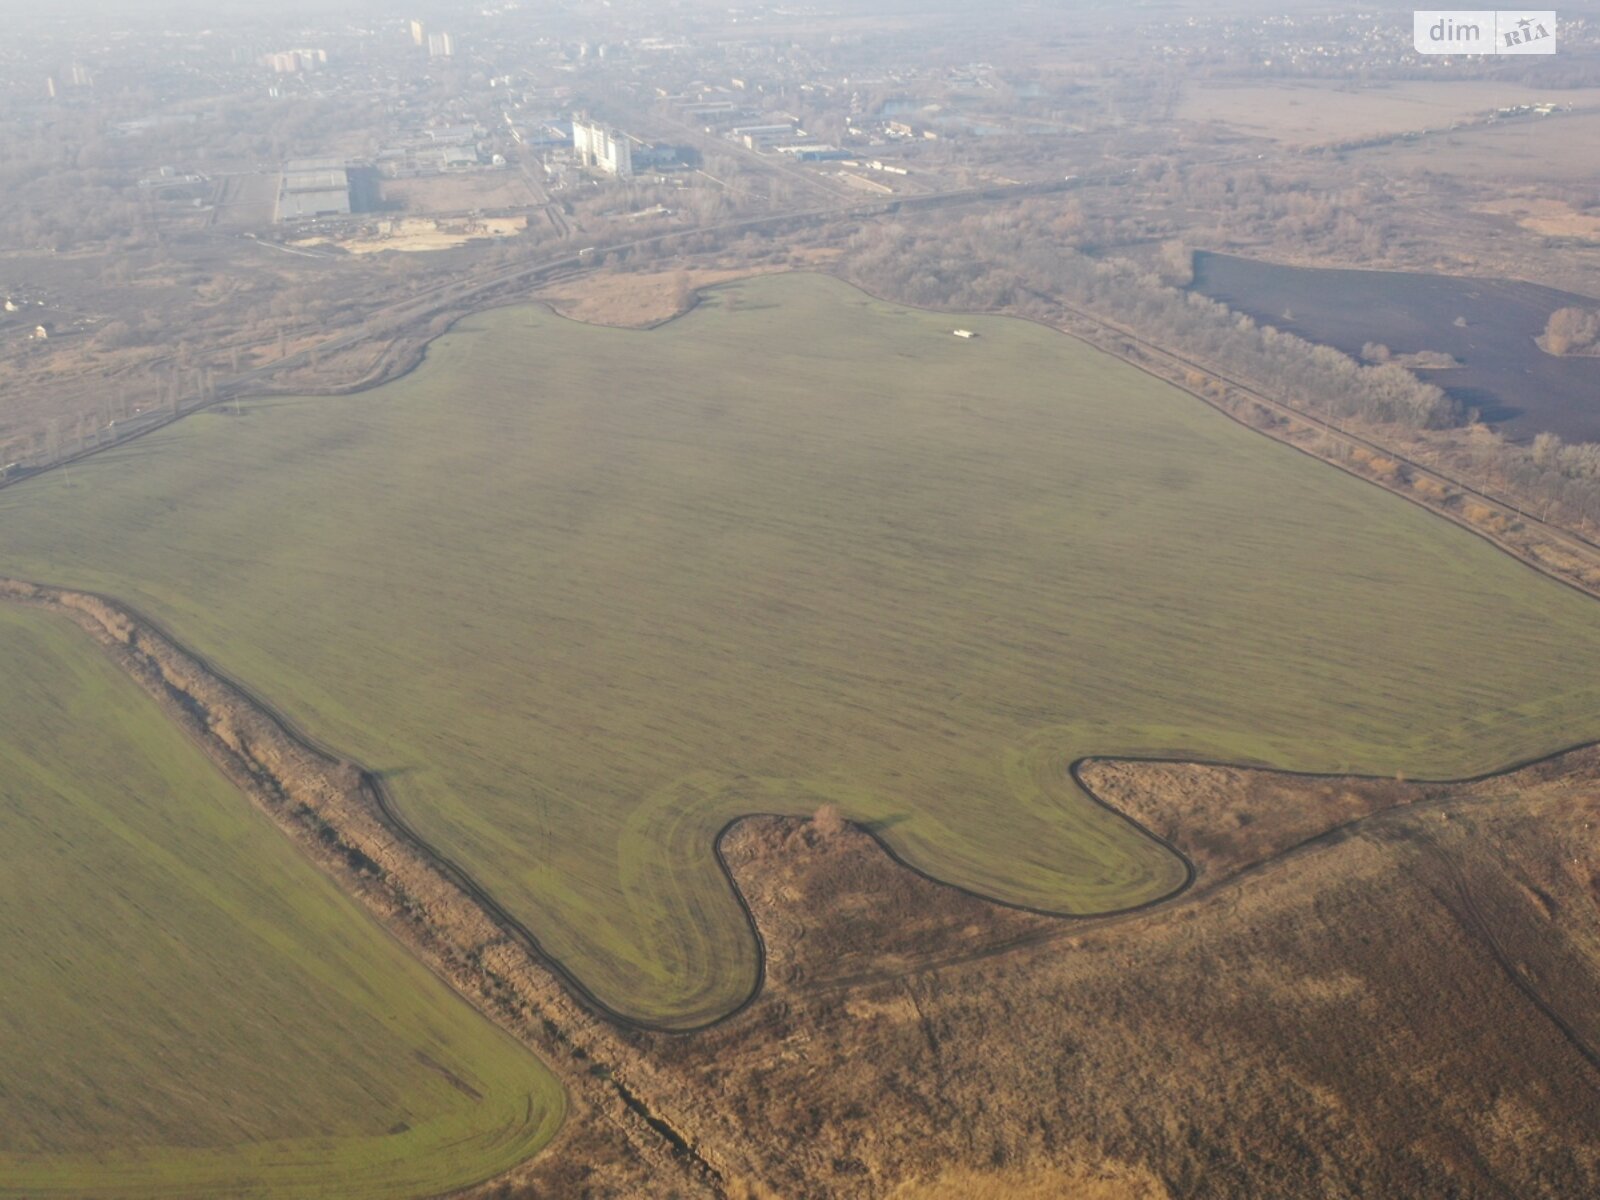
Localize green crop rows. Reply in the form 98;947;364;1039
4;273;1600;1035
0;604;562;1198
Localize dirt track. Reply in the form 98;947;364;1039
0;576;720;1194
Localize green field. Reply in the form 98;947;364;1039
5;272;1600;1028
0;603;562;1198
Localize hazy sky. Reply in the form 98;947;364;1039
0;0;389;18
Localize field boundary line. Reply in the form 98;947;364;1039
0;181;1088;493
0;573;1196;1035
12;271;1600;1033
6;563;1600;1157
1038;291;1600;600
815;744;1600;1007
10;569;1600;1040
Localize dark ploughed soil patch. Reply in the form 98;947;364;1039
1191;251;1600;444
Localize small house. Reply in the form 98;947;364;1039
952;328;977;339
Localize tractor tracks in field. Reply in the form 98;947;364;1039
0;574;1197;1036
0;576;730;1196
7;570;1600;1030
1420;827;1600;1081
7;568;1600;1199
0;576;1211;1052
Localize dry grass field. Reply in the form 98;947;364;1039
0;603;562;1199
534;260;837;328
5;273;1600;1035
505;748;1600;1197
1178;80;1600;146
1477;196;1600;243
1352;111;1600;181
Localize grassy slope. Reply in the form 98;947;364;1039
4;272;1600;1026
0;604;562;1198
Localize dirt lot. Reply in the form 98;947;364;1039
296;215;529;255
381;171;538;214
534;252;841;327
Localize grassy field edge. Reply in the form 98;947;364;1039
0;594;566;1199
0;575;1199;1034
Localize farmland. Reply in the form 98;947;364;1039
1350;111;1600;183
5;273;1600;1029
1191;251;1600;443
0;602;563;1198
1178;80;1600;147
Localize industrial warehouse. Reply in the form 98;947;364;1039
275;158;352;222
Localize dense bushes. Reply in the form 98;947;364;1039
1540;307;1600;356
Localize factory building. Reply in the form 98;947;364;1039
730;122;800;150
276;158;352;221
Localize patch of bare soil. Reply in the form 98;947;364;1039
298;216;530;256
537;253;841;329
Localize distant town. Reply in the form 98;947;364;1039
0;0;1597;475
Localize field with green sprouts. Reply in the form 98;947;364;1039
0;603;562;1198
5;273;1600;1029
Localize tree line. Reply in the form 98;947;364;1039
833;205;1600;535
838;209;1459;430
